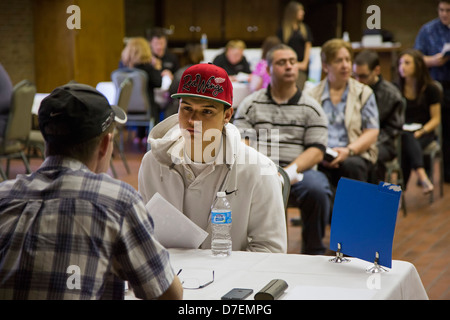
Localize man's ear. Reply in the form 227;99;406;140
224;107;233;124
98;132;113;157
374;65;381;76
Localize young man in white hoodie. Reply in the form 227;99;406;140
138;63;287;253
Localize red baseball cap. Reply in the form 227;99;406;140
171;63;233;108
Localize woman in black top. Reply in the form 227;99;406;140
398;49;441;194
277;1;313;90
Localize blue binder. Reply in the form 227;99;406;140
329;178;402;268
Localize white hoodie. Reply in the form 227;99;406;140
138;115;287;253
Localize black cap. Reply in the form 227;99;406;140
39;83;127;144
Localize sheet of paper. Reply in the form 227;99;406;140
402;123;423;132
145;193;209;249
441;43;450;57
284;285;376;300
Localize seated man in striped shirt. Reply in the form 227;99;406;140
234;44;332;255
0;83;182;300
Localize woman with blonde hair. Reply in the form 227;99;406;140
277;1;313;90
120;37;162;137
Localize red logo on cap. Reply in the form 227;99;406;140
182;74;224;97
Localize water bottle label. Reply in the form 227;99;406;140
211;211;232;224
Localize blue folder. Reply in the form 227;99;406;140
329;178;402;268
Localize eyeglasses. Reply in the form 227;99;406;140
177;269;215;290
352;72;370;80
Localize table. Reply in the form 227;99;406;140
231;82;251;109
127;249;428;300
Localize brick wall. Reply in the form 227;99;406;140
0;0;35;86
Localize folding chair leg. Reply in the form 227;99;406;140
114;139;130;174
119;151;130;174
20;152;32;174
110;159;118;178
0;166;6;181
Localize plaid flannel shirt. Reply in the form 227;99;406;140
0;156;174;300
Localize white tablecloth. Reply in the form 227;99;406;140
128;249;428;300
231;82;251;109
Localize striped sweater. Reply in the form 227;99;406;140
233;87;328;166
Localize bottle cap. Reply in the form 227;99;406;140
217;192;226;197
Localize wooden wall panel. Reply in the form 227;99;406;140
74;0;125;86
33;0;124;92
33;0;75;92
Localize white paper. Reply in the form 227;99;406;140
402;123;423;132
284;285;376;300
441;43;450;56
145;193;209;249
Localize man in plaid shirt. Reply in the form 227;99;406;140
0;83;183;300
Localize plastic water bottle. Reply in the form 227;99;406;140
200;33;208;50
211;192;232;257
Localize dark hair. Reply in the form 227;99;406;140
397;48;434;104
184;43;204;65
354;50;380;71
46;123;115;163
261;36;282;60
266;44;297;67
146;27;168;41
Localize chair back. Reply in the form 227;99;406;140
5;80;36;142
111;68;150;115
277;166;291;212
116;77;133;114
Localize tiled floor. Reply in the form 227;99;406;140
5;135;449;300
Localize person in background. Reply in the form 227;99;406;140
414;0;450;183
397;49;441;194
277;1;313;90
0;83;183;300
306;39;379;193
353;50;405;183
212;40;252;78
121;37;163;139
138;63;287;254
147;27;180;79
249;36;281;92
167;43;204;118
0;63;13;144
234;44;332;255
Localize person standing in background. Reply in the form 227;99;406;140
414;0;450;182
277;1;313;90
